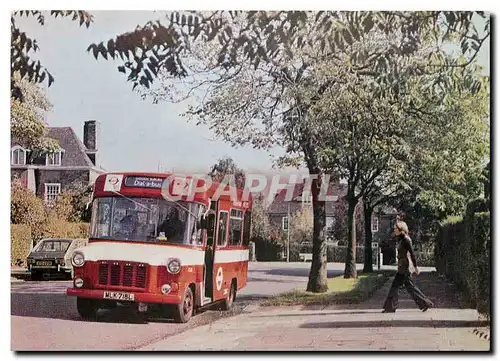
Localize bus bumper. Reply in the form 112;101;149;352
66;288;182;304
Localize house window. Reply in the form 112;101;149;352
11;146;26;165
372;215;379;233
282;216;289;231
44;183;61;203
46;151;62;166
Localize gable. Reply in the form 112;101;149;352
46;127;94;167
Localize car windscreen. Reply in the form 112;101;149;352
34;240;71;252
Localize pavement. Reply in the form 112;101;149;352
141;270;491;351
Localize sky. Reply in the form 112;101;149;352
17;11;283;174
17;11;490;174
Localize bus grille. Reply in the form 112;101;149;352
98;261;148;289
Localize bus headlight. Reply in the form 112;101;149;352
71;252;85;267
167;258;181;274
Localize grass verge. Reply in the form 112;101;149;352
261;270;395;307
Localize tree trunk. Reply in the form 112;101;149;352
306;173;328;292
344;189;358;279
363;203;374;273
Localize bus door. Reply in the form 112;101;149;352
204;202;217;300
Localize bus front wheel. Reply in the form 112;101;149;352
173;286;194;323
77;297;99;320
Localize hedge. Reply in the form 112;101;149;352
40;220;89;239
11;224;32;266
434;211;490;317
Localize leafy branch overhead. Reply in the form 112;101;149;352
88;11;489;91
11;10;93;99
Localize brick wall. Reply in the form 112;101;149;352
36;169;89;198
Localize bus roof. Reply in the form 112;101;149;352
93;172;252;209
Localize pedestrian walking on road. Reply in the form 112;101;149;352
382;220;434;313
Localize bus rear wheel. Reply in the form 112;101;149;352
173;286;194;323
77;298;99;320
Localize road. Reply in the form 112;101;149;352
11;262;360;351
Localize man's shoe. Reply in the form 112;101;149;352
421;303;433;312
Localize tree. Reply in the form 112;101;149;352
11;10;93;100
250;193;282;261
11;73;60;157
88;11;489;92
88;11;489;290
209;156;246;188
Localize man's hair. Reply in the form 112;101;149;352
395;220;410;236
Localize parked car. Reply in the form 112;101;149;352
26;238;87;280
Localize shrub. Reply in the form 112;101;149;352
414;251;434;267
39;220;90;240
11;181;45;228
434;210;490;317
253;236;283;261
11;224;32;266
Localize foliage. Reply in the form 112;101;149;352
11;180;45;230
39;221;90;240
10;74;60;156
11;10;93;99
209;156;246;188
11;224;32;266
434;210;490;317
88;10;490;291
288;207;313;244
261;271;393;306
250;193;282;261
332;197;364;244
90;11;489;93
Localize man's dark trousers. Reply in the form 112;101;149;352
383;272;432;311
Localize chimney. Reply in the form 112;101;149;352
83;120;99;166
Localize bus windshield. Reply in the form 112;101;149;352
90;197;205;245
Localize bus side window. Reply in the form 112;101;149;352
217;211;228;247
229;209;243;246
206;213;216;247
242;210;251;246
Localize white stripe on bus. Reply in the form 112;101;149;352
76;242;205;266
214;249;249;264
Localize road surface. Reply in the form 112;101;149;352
11;262;361;351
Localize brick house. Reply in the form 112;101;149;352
266;179;347;243
266;179;397;244
11;120;105;202
371;204;399;264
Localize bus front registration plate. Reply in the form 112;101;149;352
103;291;135;301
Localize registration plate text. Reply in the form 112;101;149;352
103;291;135;301
35;261;53;266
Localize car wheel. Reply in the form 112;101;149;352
221;281;236;311
173;286;194;323
30;271;42;281
77;297;99;320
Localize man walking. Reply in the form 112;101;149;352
382;220;434;313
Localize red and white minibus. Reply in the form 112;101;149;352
67;172;252;323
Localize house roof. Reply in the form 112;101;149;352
267;181;347;215
11;126;100;169
47;127;95;167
